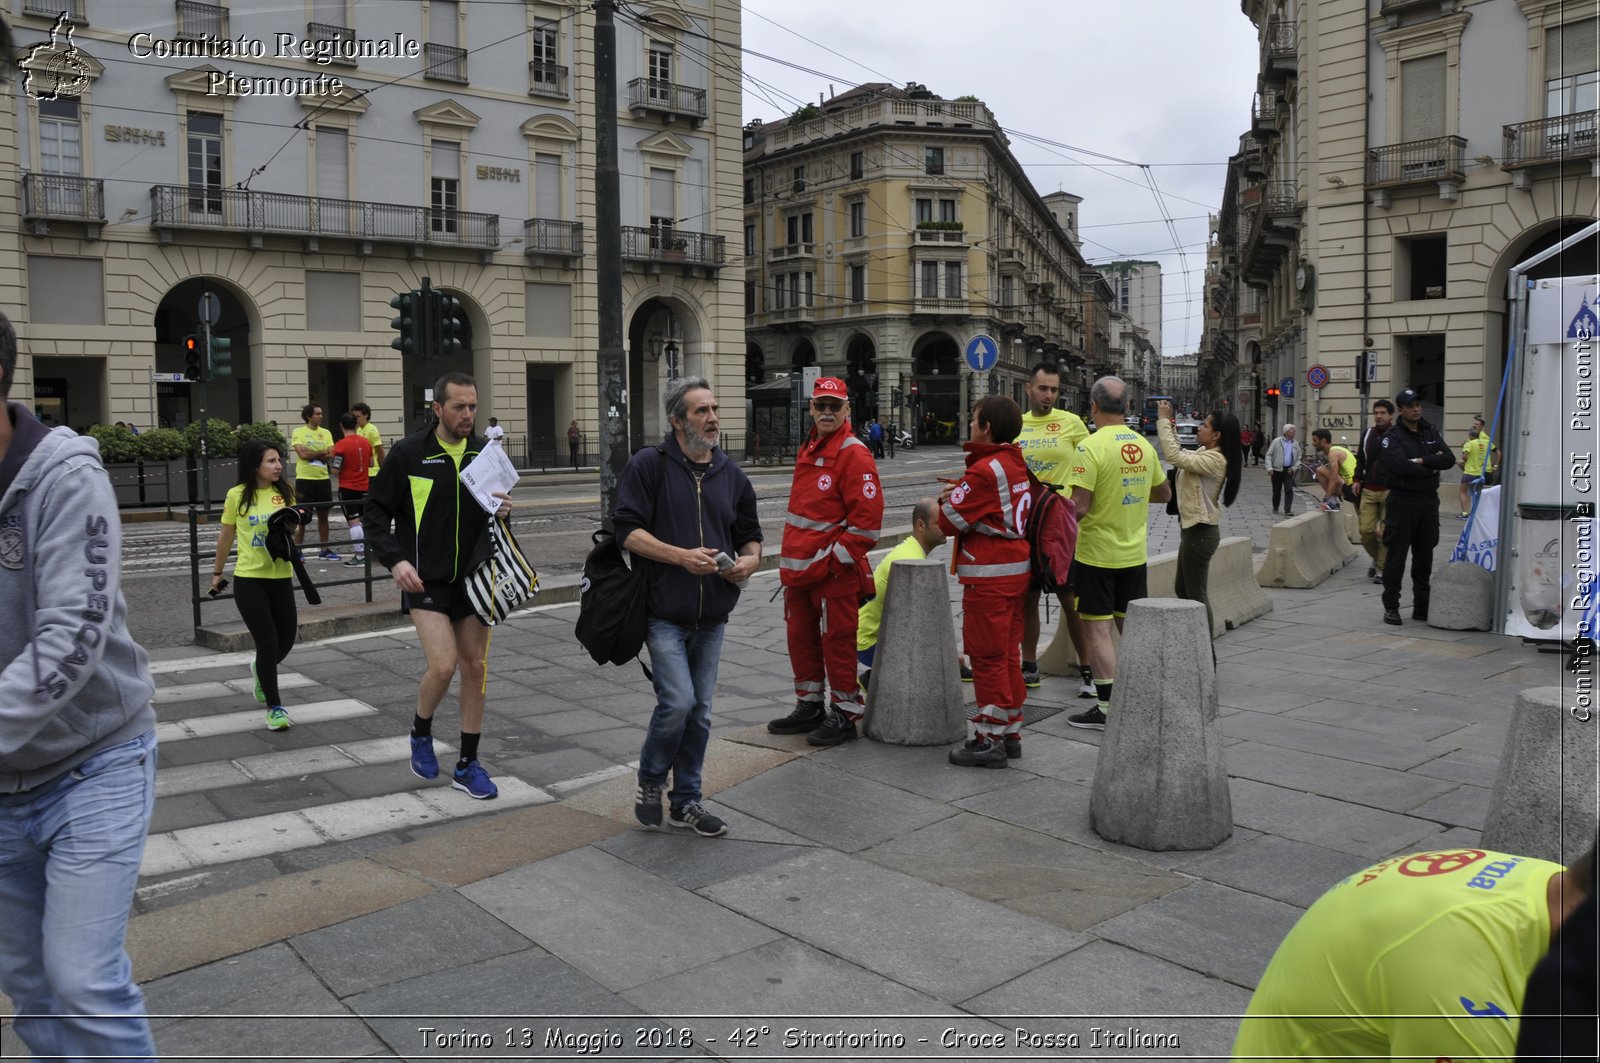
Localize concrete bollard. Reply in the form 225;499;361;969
861;559;967;745
1479;687;1598;865
1427;561;1493;631
1255;511;1357;588
1090;598;1232;851
1341;502;1362;546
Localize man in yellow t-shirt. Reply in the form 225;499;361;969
1459;416;1497;518
290;403;338;560
1015;362;1092;694
856;499;945;689
1309;427;1355;512
351;402;385;480
1234;843;1594;1062
1063;376;1169;731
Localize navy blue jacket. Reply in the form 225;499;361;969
612;434;762;626
1375;415;1454;497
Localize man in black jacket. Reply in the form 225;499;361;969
612;378;762;837
1352;398;1395;584
363;372;511;800
1375;387;1456;626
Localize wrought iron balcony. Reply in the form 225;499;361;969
306;22;357;65
175;0;226;39
621;225;725;269
24;0;85;21
148;185;500;252
523;218;582;263
1262;17;1297;77
424;42;467;83
1366;135;1466;193
529;61;569;99
1251;91;1280;138
627;78;707;126
1502;112;1600;187
22;173;104;236
1263;180;1302;221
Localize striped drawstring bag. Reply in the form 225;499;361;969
465;516;539;626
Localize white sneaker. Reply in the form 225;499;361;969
1077;678;1097;699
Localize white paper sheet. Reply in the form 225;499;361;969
460;438;520;514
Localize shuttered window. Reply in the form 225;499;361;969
535;152;561;219
1401;53;1447;141
1546;18;1598;80
649;167;674;226
430;0;457;46
315;128;346;197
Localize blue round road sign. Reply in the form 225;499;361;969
1307;364;1329;389
964;335;998;372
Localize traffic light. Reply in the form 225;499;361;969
209;334;233;378
1265;385;1280;400
435;291;463;356
182;334;202;381
389;290;419;354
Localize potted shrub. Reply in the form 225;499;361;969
234;420;289;457
183;418;238;505
136;427;187;505
88;424;142;505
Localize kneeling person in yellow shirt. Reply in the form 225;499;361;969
1234;841;1595;1061
856;499;945;690
1309;427;1356;512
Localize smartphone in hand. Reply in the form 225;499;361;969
208;577;229;598
713;551;736;572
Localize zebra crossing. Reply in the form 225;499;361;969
140;667;555;885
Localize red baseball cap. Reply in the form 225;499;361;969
812;377;848;400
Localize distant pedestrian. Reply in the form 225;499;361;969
938;396;1032;767
291;403;339;561
868;416;884;458
1266;424;1302;515
1240;423;1254;456
1352;399;1394;584
211;441;300;730
484;416;504;444
0;310;161;1062
767;377;883;745
1155;401;1241;639
1251;422;1266;465
1458;415;1497;518
1309;428;1355;511
856;498;946;690
364;372;513;799
350;402;385;482
1064;376;1170;731
613;378;762;836
332;412;373;566
567;418;581;469
1375;386;1455;625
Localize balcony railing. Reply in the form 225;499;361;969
149;185;500;249
22;173;104;226
1262;17;1297;76
306;22;357;65
766;303;817;324
1365;135;1466;189
1251;92;1279;136
1263;180;1302;219
1503;112;1600;170
912;297;969;314
25;0;85;21
911;226;966;244
529;61;569;98
627;78;708;124
765;97;999;153
522;218;583;259
175;0;227;39
620;225;725;268
767;242;816;262
424;42;468;83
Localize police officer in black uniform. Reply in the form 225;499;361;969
1375;387;1456;625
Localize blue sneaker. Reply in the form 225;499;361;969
410;735;439;780
451;759;498;799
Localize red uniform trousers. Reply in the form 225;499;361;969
785;580;863;717
962;579;1028;741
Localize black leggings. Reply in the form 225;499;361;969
233;576;297;705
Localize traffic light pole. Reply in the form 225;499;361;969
198;319;211;514
595;0;627;529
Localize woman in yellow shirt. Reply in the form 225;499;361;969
209;441;298;731
1156;401;1242;639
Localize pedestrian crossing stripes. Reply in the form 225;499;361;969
153;698;375;743
152;671;318;704
155;736;458;799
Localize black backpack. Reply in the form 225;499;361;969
575;529;650;670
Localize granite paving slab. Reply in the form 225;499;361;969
595;829;813;890
963;939;1253;1059
1281;699;1469;742
1411;746;1503;786
143;943;387;1060
815;736;1042;801
862;813;1186;930
459;846;780;992
1405;783;1494;830
372;803;625;888
711;758;956;852
1229;778;1445;857
290;890;533;997
700;849;1085;1001
1220;710;1443;770
1213;685;1325;715
1224;740;1458;810
1091;881;1303;989
1173;833;1372;908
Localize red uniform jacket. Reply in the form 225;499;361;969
779;423;883;592
937;441;1031;585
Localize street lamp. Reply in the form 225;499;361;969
650;334;681;381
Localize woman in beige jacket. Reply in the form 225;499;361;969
1156;401;1243;637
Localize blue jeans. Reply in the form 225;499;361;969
638;617;725;809
0;731;158;1062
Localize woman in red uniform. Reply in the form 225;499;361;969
938;396;1033;768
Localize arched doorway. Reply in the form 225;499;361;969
146;279;255;430
911;332;960;444
844;333;878;422
627;295;702;446
791;338;816;371
745;341;766;385
400;290;476;435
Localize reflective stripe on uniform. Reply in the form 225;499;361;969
955;560;1031;579
831;542;854;565
785;511;835;532
779;547;831;572
967;522;1023;539
941;500;971;531
990;458;1019;532
840;435;866;450
844;526;881;541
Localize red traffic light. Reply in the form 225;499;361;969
183;336;199;352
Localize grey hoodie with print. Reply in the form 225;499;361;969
0;403;155;794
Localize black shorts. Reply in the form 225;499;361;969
1029;564;1077;597
338;487;366;521
402;579;484;624
1072;561;1147;620
296;478;333;508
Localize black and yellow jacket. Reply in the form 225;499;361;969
362;425;490;584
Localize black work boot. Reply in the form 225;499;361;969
805;710;859;747
767;700;826;735
949;736;1008;768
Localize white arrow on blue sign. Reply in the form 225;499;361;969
964;334;999;373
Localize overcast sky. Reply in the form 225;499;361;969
737;0;1262;360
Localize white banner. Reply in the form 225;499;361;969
1452;485;1500;570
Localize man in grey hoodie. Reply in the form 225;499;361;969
0;310;159;1060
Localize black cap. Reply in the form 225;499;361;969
1395;387;1421;406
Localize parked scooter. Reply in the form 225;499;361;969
894;427;914;451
